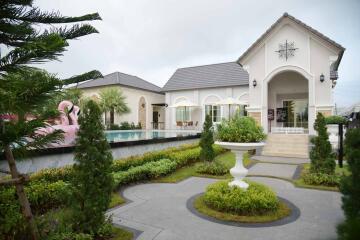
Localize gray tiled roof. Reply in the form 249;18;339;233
162;62;249;92
76;72;162;93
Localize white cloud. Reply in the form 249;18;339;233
34;0;360;107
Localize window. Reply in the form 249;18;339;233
176;107;190;121
205;105;221;122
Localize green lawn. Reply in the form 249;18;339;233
111;226;133;240
153;151;253;183
109;192;126;209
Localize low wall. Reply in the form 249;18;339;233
0;136;199;174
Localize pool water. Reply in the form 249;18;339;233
105;130;200;143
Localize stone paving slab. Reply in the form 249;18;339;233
251;155;310;164
248;162;298;179
109;176;343;240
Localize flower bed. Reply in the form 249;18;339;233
203;180;279;215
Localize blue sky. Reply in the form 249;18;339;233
36;0;360;107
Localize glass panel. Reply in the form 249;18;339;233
176;107;190;121
282;100;308;128
213;105;221;122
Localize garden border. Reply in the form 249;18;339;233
186;193;301;228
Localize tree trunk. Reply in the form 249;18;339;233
110;108;114;125
4;144;39;240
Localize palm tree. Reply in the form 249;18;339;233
99;88;130;126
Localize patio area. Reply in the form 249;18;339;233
108;159;344;240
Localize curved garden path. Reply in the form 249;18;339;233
108;157;344;240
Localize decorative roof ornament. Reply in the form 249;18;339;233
275;40;298;61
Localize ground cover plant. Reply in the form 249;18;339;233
216;116;266;143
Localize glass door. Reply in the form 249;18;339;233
283;100;308;128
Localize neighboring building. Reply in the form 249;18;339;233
162;13;345;158
76;72;165;129
163;12;345;136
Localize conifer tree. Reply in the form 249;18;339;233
200;114;215;162
337;128;360;239
0;1;102;238
310;112;336;175
71;100;114;235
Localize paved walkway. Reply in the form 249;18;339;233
108;160;343;240
251;155;310;164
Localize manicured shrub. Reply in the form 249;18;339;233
310;112;336;175
30;165;74;183
196;161;228;176
71;100;114;235
200;114;215;162
325;115;347;125
111;143;198;172
216;116;266;143
113;159;177;186
338;128;360;240
203;180;279;215
302;172;340;187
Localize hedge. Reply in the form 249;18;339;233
113;159;177;186
30;143;199;184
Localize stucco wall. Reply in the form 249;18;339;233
240;18;341;134
80;86;165;129
165;86;248;129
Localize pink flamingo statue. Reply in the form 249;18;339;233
37;100;80;147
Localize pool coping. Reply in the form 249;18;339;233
0;133;200;159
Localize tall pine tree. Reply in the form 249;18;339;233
200;114;215;162
71;100;114;235
310;112;336;175
0;1;102;238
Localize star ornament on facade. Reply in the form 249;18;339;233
275;40;298;61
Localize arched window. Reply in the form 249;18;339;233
203;95;222;123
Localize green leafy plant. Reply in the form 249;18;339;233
337;128;360;239
325;115;347;125
216;116;266;143
71;100;114;235
302;172;340;187
196;161;228;176
203;180;279;215
200;114;215;162
310;112;336;175
99;88;130;126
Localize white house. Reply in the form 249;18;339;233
76;72;166;129
163;13;345;158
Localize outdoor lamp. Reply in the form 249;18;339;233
320;73;325;83
253;79;257;87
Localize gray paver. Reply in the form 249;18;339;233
108;175;343;240
248;162;298;179
251;155;310;164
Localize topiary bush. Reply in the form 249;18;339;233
200;114;215;162
325;115;347;125
310;112;336;175
203;180;279;215
337;128;360;239
196;161;228;176
216;116;266;143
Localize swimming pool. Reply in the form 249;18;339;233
105;130;200;143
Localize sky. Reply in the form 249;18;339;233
35;0;360;108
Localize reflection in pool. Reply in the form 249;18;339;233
105;130;200;143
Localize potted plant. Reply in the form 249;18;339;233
215;115;266;189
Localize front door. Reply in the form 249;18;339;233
153;111;159;129
282;100;308;129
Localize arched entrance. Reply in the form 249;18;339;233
267;71;309;133
138;97;146;129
